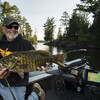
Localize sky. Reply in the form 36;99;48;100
1;0;81;40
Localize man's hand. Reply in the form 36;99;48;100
37;62;50;71
37;66;47;71
0;68;10;79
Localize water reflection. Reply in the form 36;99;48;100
33;42;63;54
33;42;100;70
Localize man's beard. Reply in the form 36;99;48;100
5;31;18;40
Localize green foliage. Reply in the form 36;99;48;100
43;17;56;42
76;0;100;48
29;36;37;44
55;9;91;48
76;0;100;15
33;34;37;44
57;27;62;40
24;22;32;40
1;0;100;48
60;11;70;27
90;7;100;48
1;1;14;18
68;11;89;37
0;1;35;44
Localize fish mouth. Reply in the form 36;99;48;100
0;63;9;71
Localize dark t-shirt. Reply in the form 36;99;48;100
0;34;35;86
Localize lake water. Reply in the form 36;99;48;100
33;42;100;71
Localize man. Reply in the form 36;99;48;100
0;17;46;100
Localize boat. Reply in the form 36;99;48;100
0;49;100;100
27;49;100;100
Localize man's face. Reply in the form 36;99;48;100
2;23;19;41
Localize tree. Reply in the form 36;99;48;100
90;7;100;47
19;16;27;37
0;1;34;43
76;0;99;16
60;11;69;28
25;22;32;40
66;10;90;47
43;17;56;42
33;29;37;44
57;27;62;40
76;0;100;48
0;1;14;20
12;5;21;18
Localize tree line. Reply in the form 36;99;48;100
0;0;37;44
0;0;100;48
43;0;100;49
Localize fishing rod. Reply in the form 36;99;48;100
62;49;87;63
5;78;16;100
66;49;87;54
0;64;16;100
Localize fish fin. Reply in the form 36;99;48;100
36;50;51;56
53;54;67;62
53;54;67;67
18;72;24;79
54;61;65;67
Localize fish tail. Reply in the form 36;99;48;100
53;54;67;67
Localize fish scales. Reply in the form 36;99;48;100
14;52;47;72
0;50;67;78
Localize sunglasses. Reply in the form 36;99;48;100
5;25;19;30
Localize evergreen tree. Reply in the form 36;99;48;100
60;11;69;28
67;10;90;47
76;0;99;16
90;7;100;47
0;1;34;43
60;11;70;36
76;0;100;48
43;17;56;42
0;1;14;20
33;28;37;43
57;27;62;40
25;22;32;40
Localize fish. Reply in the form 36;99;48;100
0;50;67;78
